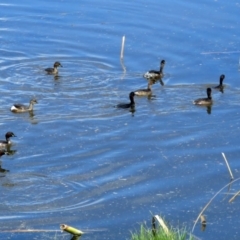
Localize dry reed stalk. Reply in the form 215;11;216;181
152;215;169;236
229;190;240;203
120;35;125;59
222;152;234;180
192;177;240;233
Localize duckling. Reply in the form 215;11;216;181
143;60;165;80
193;88;212;105
214;74;225;91
116;92;135;109
11;99;37;113
45;61;62;74
0;132;16;148
134;81;153;96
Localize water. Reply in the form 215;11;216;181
1;0;240;239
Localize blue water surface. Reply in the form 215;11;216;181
1;0;240;239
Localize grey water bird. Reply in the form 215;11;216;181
11;99;37;113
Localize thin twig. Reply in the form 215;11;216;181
222;152;234;180
229;190;240;203
192;177;240;233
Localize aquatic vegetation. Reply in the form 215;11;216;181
131;215;194;240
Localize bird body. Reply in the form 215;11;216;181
11;99;37;113
116;92;135;109
143;60;165;80
45;62;62;74
194;88;212;105
134;82;152;96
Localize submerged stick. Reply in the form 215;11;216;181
192;177;240;233
60;224;83;236
120;35;125;59
222;152;234;180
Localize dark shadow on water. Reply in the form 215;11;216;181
206;106;212;114
129;106;135;116
0;164;9;173
11;110;38;124
147;76;164;86
54;75;61;81
201;220;207;232
6;146;17;156
195;105;212;115
70;235;80;240
28;111;39;124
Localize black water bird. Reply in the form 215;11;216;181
116;92;135;109
193;88;213;106
214;74;225;92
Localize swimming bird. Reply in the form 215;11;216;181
214;74;225;91
0;132;16;148
116;92;135;109
143;60;165;80
134;81;153;96
10;99;37;113
193;88;213;105
45;61;62;74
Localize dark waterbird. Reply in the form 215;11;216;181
143;60;165;85
214;74;225;92
0;132;17;148
134;81;153;96
193;88;213;106
116;92;135;109
45;61;62;75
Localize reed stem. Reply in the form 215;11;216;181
120;35;125;59
192;177;240;233
222;152;234;180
